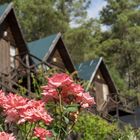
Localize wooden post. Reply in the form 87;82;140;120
26;54;31;95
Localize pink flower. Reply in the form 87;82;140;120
62;83;84;97
47;73;73;88
18;100;53;125
2;93;28;123
41;85;58;102
42;73;95;109
0;131;16;140
3;93;28;110
77;92;95;108
34;127;53;140
5;109;19;123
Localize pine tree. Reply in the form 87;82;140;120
99;0;140;90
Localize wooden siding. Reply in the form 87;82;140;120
0;10;29;75
93;68;112;112
0;10;28;56
0;17;19;74
0;39;10;74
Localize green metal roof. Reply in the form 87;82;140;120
27;34;58;64
0;3;9;17
75;58;101;81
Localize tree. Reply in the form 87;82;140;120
52;0;91;24
9;0;91;42
64;19;102;63
99;0;140;90
0;0;94;63
13;0;69;41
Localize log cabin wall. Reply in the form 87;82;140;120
93;68;110;112
92;66;118;114
0;17;17;74
0;39;10;74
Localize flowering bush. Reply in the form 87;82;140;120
0;131;16;140
0;73;95;140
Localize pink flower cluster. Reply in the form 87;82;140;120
0;73;95;140
0;131;16;140
0;90;53;125
42;73;95;108
34;127;52;140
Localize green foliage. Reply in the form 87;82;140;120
73;112;118;140
64;19;102;63
98;0;140;93
73;112;140;140
4;0;91;42
109;67;127;92
116;125;140;140
13;0;69;41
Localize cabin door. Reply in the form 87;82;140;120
0;39;10;74
95;82;109;111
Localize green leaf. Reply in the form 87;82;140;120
65;106;78;113
64;116;69;124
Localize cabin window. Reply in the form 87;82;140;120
10;45;16;68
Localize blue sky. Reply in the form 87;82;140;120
87;0;107;19
71;0;107;29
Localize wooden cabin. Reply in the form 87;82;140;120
0;3;28;75
0;3;40;95
76;57;135;121
0;3;75;94
27;33;75;73
76;57;119;119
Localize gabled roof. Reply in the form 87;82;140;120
27;33;75;73
0;3;9;17
76;57;118;93
75;58;101;81
28;34;58;62
0;2;28;53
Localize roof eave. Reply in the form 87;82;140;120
59;36;76;72
86;57;103;91
12;6;29;53
101;59;119;95
43;32;61;61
